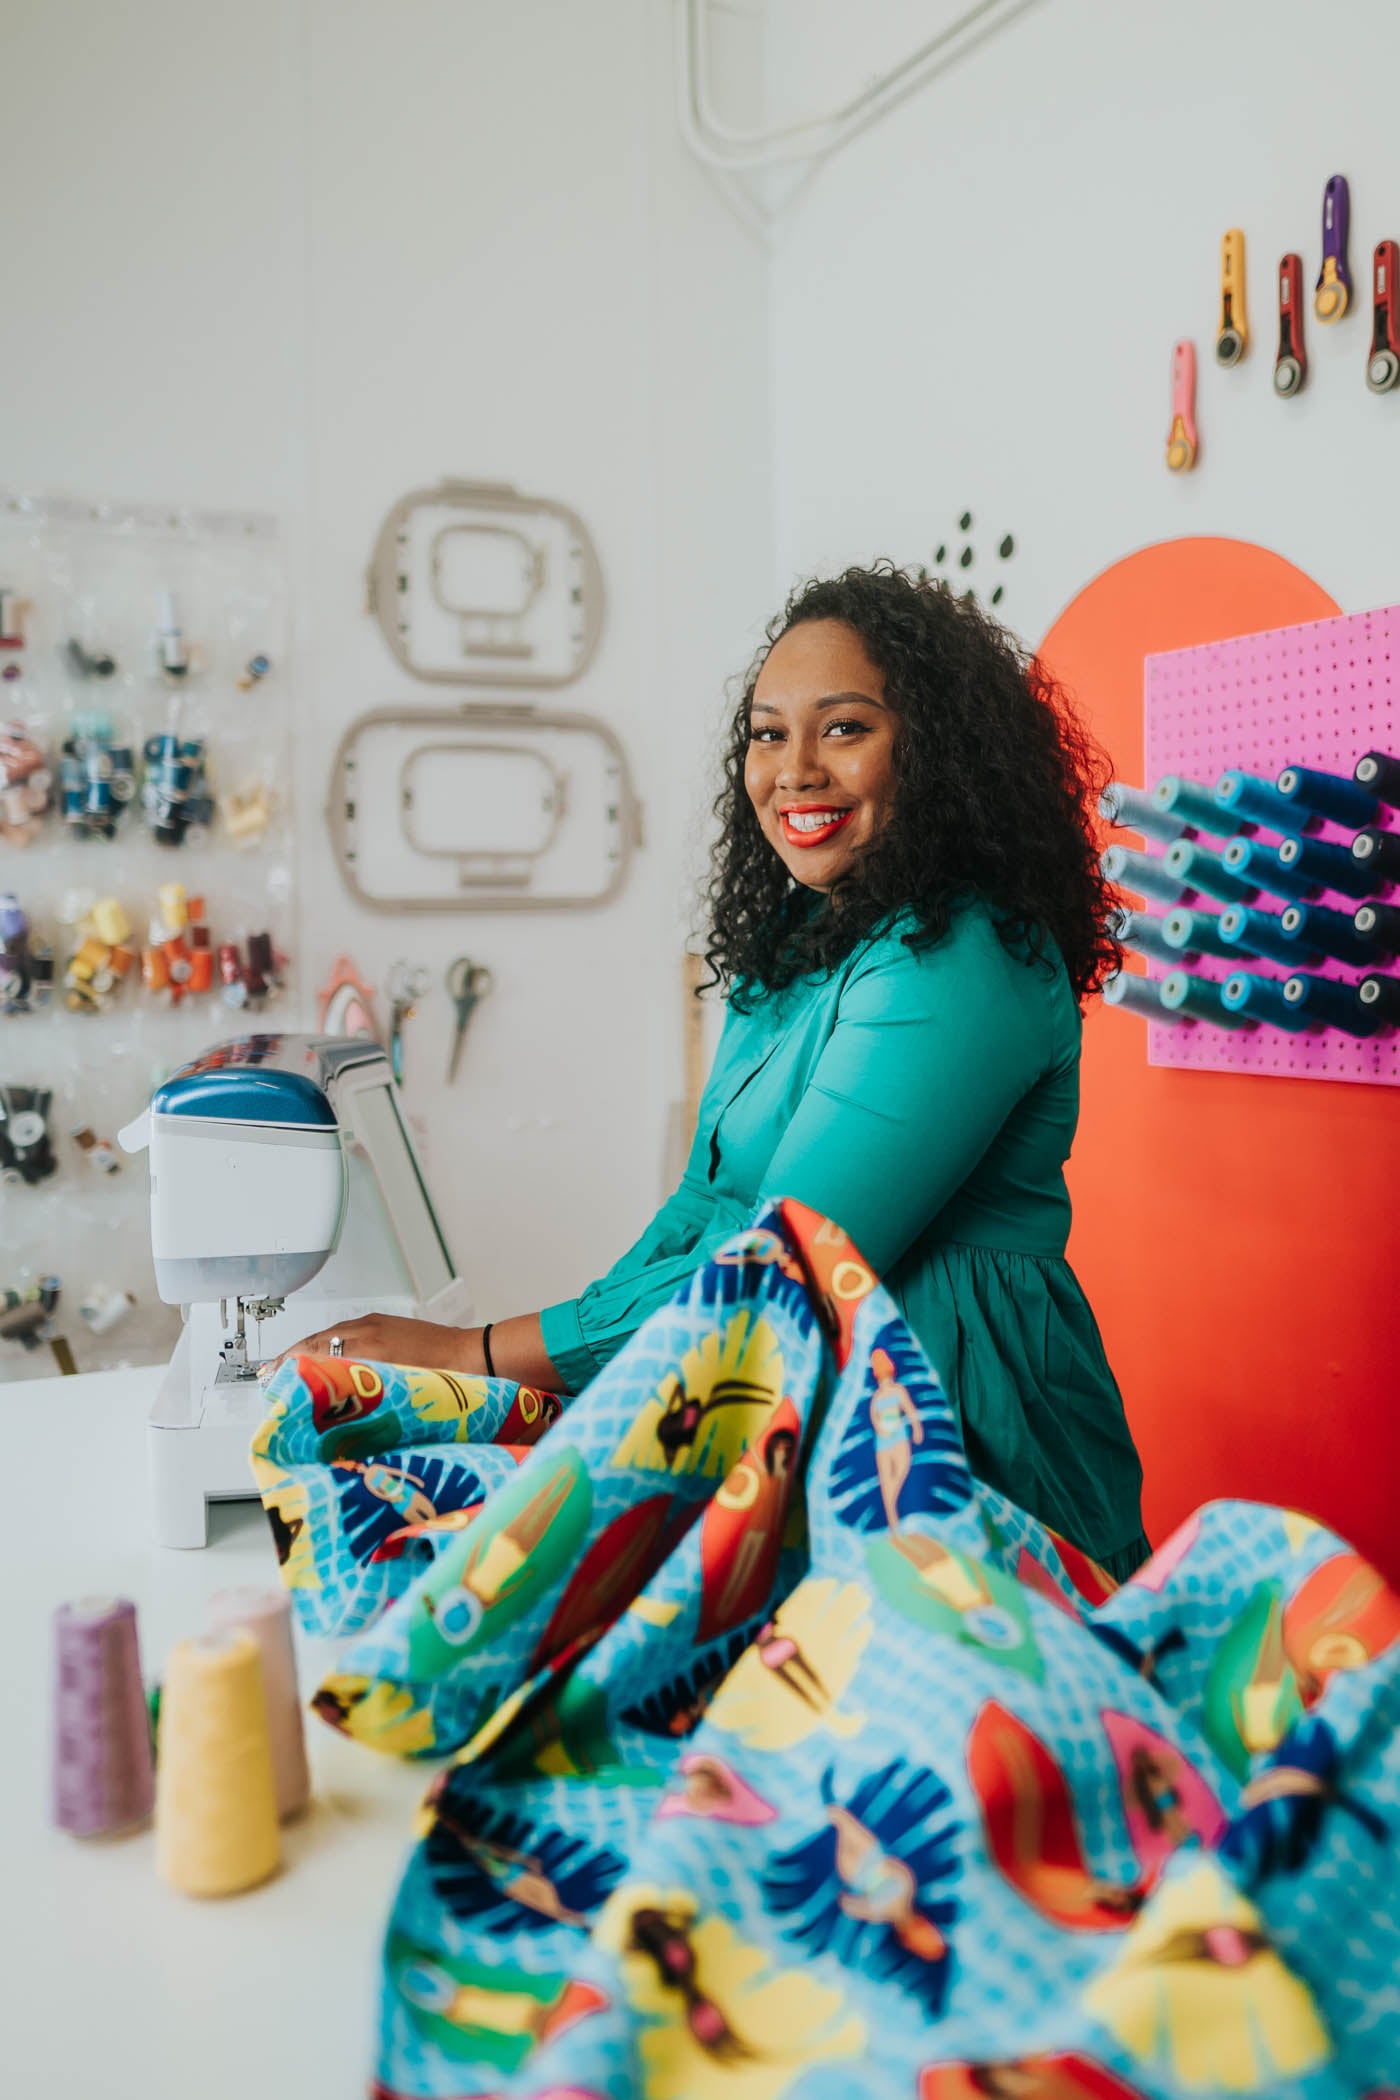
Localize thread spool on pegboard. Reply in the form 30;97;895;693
155;1628;281;1897
204;1586;309;1822
51;1596;155;1838
1107;602;1400;1085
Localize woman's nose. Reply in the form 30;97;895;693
775;737;828;790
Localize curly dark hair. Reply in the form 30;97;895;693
701;563;1120;1009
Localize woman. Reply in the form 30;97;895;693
289;563;1146;1575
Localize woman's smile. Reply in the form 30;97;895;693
780;805;856;847
745;618;897;891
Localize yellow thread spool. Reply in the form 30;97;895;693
157;882;188;933
155;1629;281;1897
90;897;131;947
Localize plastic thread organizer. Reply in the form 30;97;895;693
0;492;296;1379
1140;602;1400;1085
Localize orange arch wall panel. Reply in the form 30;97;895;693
1039;537;1400;1583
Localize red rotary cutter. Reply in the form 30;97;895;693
1273;253;1307;396
1165;341;1198;471
1367;240;1400;393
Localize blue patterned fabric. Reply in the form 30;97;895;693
253;1199;1400;2100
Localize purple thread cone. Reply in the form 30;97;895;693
51;1596;155;1836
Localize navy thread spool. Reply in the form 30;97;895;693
1358;974;1400;1025
1160;970;1247;1025
1283;972;1381;1036
1275;764;1380;831
1218;906;1277;961
1098;782;1186;844
1280;901;1374;965
1163;838;1257;907
1351;828;1400;884
1214;769;1307;833
1102;970;1172;1021
1151;774;1229;837
1276;833;1375;899
1221;836;1316;903
1163;907;1236;959
1355;750;1400;809
1221;971;1313;1031
1354;901;1400;957
1111;908;1184;964
1100;844;1186;907
52;1596;155;1837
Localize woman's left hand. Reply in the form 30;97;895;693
261;1315;483;1380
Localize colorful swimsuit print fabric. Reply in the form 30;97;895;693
252;1200;1400;2100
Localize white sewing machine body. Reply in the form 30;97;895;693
121;1033;468;1548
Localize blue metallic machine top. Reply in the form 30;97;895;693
152;1033;387;1129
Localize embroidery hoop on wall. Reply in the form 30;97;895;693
365;479;605;688
326;701;644;914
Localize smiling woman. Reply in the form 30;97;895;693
293;563;1146;1575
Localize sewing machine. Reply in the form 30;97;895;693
120;1033;469;1548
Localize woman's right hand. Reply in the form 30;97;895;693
261;1315;485;1380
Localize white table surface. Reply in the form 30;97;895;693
2;1364;432;2099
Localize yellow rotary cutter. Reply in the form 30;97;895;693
1216;229;1248;366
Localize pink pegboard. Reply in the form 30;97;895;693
1138;602;1400;1085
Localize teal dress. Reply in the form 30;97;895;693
540;902;1147;1576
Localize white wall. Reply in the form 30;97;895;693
3;0;772;1332
766;0;1400;640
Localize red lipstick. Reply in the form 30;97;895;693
779;806;855;849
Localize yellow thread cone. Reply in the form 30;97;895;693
205;1586;310;1821
155;1629;281;1897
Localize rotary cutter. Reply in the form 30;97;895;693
1367;239;1400;393
1215;229;1248;366
1273;253;1307;396
1165;340;1198;472
1315;174;1351;322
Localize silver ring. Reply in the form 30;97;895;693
328;1335;344;1357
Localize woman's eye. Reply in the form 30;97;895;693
748;727;782;743
826;719;868;737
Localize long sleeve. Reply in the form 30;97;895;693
755;914;1052;1277
539;1009;756;1393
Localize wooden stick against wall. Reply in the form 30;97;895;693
682;949;707;1149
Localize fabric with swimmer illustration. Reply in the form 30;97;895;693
252;1198;1400;2099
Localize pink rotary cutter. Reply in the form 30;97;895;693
1165;340;1198;472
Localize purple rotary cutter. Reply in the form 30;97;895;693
1315;174;1352;322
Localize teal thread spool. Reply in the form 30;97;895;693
1282;972;1381;1036
1221;972;1312;1031
1222;835;1315;903
1112;909;1187;964
1276;833;1374;900
1100;845;1186;907
1102;970;1171;1021
1354;750;1400;809
1164;839;1257;906
1159;970;1248;1025
1358;974;1400;1025
1276;764;1379;831
1214;770;1306;833
1354;901;1400;958
1279;902;1373;966
1350;828;1400;883
1163;908;1236;959
1219;905;1315;966
1151;775;1229;837
1099;783;1186;844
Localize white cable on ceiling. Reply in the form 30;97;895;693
676;0;1047;175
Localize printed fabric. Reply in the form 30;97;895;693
252;1198;1400;2100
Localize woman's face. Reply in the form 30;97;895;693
745;619;897;891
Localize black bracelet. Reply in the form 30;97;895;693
481;1322;495;1378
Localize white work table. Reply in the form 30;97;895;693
3;1365;432;2100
